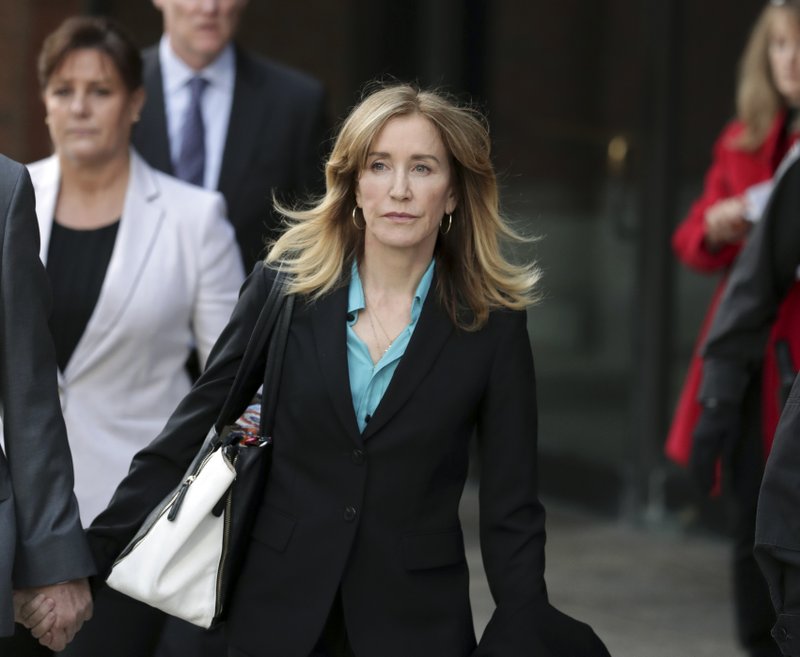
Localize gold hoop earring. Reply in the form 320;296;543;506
440;213;453;235
352;206;365;230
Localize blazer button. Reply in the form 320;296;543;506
351;449;365;465
343;505;357;522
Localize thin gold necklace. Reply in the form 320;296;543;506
363;290;401;356
365;307;391;357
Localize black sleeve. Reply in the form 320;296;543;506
472;311;547;655
87;263;273;575
756;375;800;656
699;155;800;405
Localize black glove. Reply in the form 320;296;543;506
690;401;741;496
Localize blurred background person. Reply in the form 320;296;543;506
685;54;800;644
696;142;800;657
668;0;800;469
134;0;329;271
8;15;244;657
666;2;800;655
0;155;94;656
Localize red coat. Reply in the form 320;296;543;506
666;111;800;466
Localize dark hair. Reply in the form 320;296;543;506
38;15;142;92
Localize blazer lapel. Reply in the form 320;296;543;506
311;284;364;447
362;284;454;441
65;150;165;381
132;47;174;175
218;48;274;211
30;155;60;262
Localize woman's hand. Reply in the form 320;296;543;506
703;197;751;250
13;590;56;643
13;579;93;651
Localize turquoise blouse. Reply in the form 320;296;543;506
346;260;435;432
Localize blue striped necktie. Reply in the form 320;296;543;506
174;76;208;186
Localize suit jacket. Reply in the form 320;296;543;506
699;145;800;408
703;147;800;655
756;379;800;656
0;155;94;637
89;263;573;656
133;44;328;271
25;150;244;525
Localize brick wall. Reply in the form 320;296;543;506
0;0;82;162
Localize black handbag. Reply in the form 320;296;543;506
215;274;294;622
106;271;293;628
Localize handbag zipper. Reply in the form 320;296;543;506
214;447;238;618
167;449;218;521
111;448;218;566
169;473;198;521
111;487;182;566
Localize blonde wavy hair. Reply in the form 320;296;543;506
266;83;541;330
736;0;800;149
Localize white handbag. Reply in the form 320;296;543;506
105;272;292;628
106;437;235;627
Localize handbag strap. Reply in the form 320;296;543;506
214;268;290;434
259;291;294;438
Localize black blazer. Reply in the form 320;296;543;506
90;264;606;656
757;382;800;656
699;149;800;406
133;45;328;271
693;150;800;655
0;156;94;636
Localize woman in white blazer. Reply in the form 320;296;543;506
15;16;244;657
28;149;243;523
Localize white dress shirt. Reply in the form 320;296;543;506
159;36;235;190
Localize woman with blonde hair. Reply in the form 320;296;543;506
73;83;609;656
667;2;800;655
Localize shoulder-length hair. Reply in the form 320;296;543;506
266;83;541;331
736;0;800;149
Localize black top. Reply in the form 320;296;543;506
46;218;120;372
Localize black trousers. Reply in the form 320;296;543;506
154;617;227;657
59;585;166;657
310;590;355;657
0;586;165;657
226;589;354;657
727;380;781;657
0;623;52;656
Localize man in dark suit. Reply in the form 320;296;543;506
0;155;94;655
134;0;328;272
693;146;800;657
757;375;800;657
130;3;325;653
695;145;800;656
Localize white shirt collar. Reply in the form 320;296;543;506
159;35;236;93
